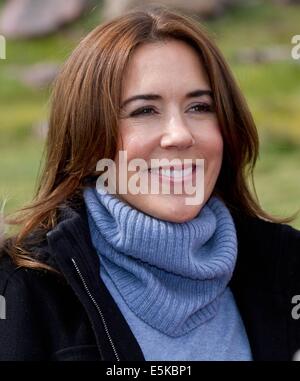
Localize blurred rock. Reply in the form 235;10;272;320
9;62;60;88
0;0;90;39
234;46;292;63
102;0;240;21
272;0;300;4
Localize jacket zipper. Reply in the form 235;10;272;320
71;258;120;361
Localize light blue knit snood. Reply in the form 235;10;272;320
83;186;253;360
84;186;238;334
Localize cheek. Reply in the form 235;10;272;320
194;123;223;161
117;126;157;162
210;132;223;161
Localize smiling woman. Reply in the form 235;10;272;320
0;4;300;362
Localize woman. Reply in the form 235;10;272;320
0;5;299;361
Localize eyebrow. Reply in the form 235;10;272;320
120;89;213;108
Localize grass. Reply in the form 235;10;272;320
254;140;300;227
0;0;299;229
0;137;44;213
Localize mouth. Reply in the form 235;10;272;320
148;164;196;183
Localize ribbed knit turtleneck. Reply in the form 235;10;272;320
83;186;238;338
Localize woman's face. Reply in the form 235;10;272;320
114;39;223;222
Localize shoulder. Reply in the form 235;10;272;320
231;210;300;287
0;240;85;351
232;210;300;253
280;222;300;252
279;223;300;290
0;233;75;326
0;200;88;297
0;250;86;360
0;247;67;311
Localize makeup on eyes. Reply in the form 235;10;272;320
129;102;214;118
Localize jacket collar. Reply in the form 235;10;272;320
46;200;145;361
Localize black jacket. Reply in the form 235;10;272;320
0;200;300;361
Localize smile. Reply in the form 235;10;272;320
148;164;196;183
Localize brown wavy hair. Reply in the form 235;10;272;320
3;4;297;273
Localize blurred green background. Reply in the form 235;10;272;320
0;0;299;228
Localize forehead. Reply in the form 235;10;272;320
122;39;210;96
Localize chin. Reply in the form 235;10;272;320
122;194;204;223
145;198;203;223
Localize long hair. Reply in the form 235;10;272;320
4;4;297;273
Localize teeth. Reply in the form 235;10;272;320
149;168;159;175
149;166;194;178
173;167;193;177
161;168;171;176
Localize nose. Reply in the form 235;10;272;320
160;113;195;150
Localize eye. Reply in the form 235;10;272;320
130;107;157;117
189;103;213;113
